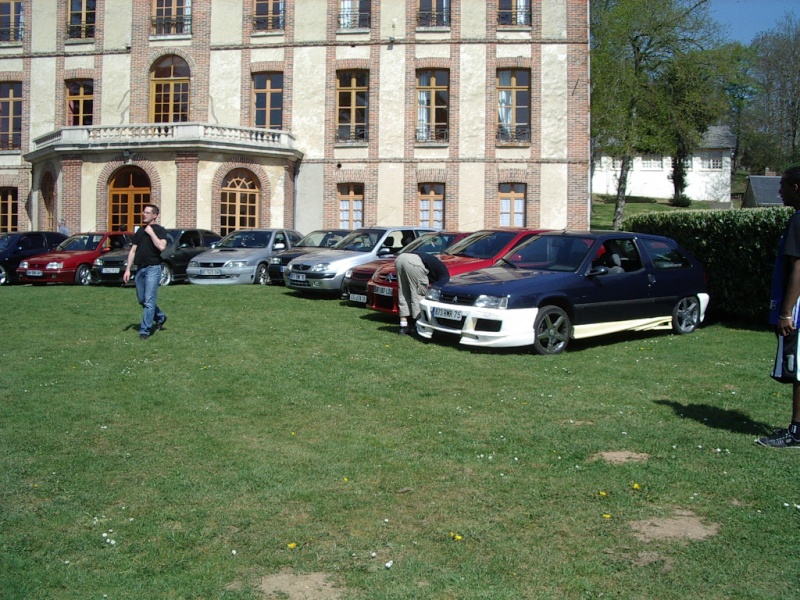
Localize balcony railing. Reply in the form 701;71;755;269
497;125;531;143
253;13;285;31
0;25;23;42
27;123;301;161
415;125;449;143
498;9;531;26
336;125;368;143
417;10;450;27
338;9;370;29
0;134;21;150
151;16;191;36
67;21;96;39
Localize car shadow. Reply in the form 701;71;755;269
653;399;774;436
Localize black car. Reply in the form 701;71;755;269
267;229;350;284
0;231;68;285
91;228;222;286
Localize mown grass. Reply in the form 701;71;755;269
1;283;799;599
591;196;711;231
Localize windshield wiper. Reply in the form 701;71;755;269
498;257;518;269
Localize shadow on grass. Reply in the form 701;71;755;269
654;399;774;436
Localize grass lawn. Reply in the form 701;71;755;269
1;283;799;599
591;196;714;231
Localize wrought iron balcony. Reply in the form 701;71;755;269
498;9;532;26
338;9;370;29
0;25;23;42
415;125;449;143
417;10;450;27
497;125;531;143
253;13;285;31
336;125;368;143
67;21;95;40
151;16;191;36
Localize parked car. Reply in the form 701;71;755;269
268;229;350;284
17;231;133;285
187;228;302;285
0;231;68;285
91;228;222;286
343;231;469;305
286;227;436;294
367;228;544;314
417;231;709;354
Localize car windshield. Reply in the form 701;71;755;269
0;233;13;252
399;232;457;255
503;235;596;272
57;234;104;252
217;231;271;248
444;231;517;259
165;230;180;245
334;230;381;252
298;230;346;248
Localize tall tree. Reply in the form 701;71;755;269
591;0;722;227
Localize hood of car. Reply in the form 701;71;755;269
351;257;394;275
439;254;497;275
95;249;129;264
441;266;574;297
292;249;367;266
26;250;100;266
195;247;270;260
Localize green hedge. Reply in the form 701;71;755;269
622;207;792;322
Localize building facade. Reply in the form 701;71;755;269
1;0;590;236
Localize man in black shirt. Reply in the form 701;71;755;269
123;204;168;340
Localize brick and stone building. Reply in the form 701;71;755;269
0;0;590;236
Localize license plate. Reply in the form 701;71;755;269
101;267;120;274
375;285;393;296
26;270;43;277
290;272;306;282
433;306;463;320
201;269;221;276
349;293;367;303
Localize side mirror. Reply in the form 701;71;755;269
378;247;392;255
273;242;286;251
587;266;608;277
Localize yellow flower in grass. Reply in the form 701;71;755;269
598;491;608;497
602;514;612;519
287;542;297;549
632;482;641;490
449;531;463;541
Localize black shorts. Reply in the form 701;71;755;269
772;330;800;384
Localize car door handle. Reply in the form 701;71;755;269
648;273;656;284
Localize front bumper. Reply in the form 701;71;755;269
17;269;75;284
286;271;345;292
417;299;539;348
367;282;399;314
187;266;256;284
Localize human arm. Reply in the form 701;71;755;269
779;256;800;336
122;244;137;284
145;225;168;252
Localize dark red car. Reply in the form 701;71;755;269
342;231;469;305
17;231;133;285
366;228;546;314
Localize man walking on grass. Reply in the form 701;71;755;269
123;204;168;341
759;166;800;447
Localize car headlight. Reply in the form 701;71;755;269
46;261;64;270
474;295;508;309
226;260;249;268
311;263;330;272
93;258;104;266
19;260;28;269
345;269;353;278
426;288;442;302
189;260;199;267
269;257;281;264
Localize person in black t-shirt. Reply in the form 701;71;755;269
123;204;168;340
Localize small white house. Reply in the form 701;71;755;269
592;126;736;203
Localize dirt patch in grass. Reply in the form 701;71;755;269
228;568;345;599
630;509;719;542
592;450;651;464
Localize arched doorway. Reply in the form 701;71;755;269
220;169;261;235
108;167;151;232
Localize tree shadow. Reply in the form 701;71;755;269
653;399;774;436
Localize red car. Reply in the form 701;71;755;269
366;228;546;314
17;231;133;285
342;231;469;305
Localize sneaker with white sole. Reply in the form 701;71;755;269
755;428;800;448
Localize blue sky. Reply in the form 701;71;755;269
707;0;798;44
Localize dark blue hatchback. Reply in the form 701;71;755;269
417;231;709;354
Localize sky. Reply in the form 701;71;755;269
707;0;798;44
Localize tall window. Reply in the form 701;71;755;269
498;0;530;26
497;69;530;142
499;183;526;227
108;168;151;232
0;187;16;231
253;72;283;130
338;183;364;229
150;55;190;123
419;183;444;229
641;155;663;170
0;82;21;150
66;80;94;126
152;0;191;35
68;0;96;39
339;0;370;28
253;0;284;31
416;70;449;142
701;151;722;170
418;0;449;27
0;1;22;42
220;169;260;235
336;71;368;142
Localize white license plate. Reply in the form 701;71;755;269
26;270;43;276
101;267;120;274
201;269;221;276
349;293;367;303
433;306;463;320
375;285;393;296
290;272;306;282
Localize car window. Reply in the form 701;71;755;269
19;234;45;250
274;232;286;246
179;231;200;247
445;231;518;259
202;231;222;246
59;234;101;251
108;236;127;250
288;231;303;245
506;235;595;272
590;239;642;274
335;231;379;252
640;238;691;269
399;232;454;254
218;231;270;248
381;233;405;253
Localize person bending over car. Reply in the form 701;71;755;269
395;251;448;335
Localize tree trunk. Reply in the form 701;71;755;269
671;153;686;204
612;156;632;230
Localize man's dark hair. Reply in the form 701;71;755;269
783;166;800;187
144;204;160;215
